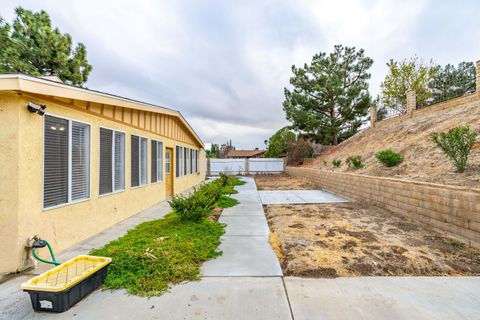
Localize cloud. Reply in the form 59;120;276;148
0;0;477;148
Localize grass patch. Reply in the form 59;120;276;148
445;238;465;249
90;213;224;296
216;195;239;208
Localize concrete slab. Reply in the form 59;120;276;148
3;277;292;320
221;204;265;216
219;216;270;236
259;190;349;205
285;277;480;320
201;236;283;277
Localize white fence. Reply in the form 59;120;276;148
208;158;284;175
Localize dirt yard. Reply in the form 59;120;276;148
256;175;480;277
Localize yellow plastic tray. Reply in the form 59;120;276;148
21;255;111;292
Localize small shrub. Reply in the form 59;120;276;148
346;155;364;169
332;159;342;167
169;193;213;222
375;150;403;167
432;126;477;173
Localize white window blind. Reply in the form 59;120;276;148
184;148;188;176
43;115;90;208
140;137;148;185
132;135;148;187
131;135;139;187
114;132;125;191
176;146;182;177
99;128;125;195
71;122;90;201
99;128;113;195
151;140;163;183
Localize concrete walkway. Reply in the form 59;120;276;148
1;176;479;320
202;177;282;277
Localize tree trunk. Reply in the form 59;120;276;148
330;103;338;145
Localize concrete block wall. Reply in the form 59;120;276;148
285;167;480;249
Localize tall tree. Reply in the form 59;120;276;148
283;45;372;145
0;7;92;86
429;62;476;104
264;127;296;157
380;57;438;112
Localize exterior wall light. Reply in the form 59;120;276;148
27;102;47;116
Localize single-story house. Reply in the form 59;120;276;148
226;149;265;159
0;74;205;275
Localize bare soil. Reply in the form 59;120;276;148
257;175;480;277
254;173;318;190
304;99;480;188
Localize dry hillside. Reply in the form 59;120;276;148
305;96;480;188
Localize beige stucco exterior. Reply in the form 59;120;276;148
0;75;206;275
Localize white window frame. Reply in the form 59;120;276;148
98;127;126;197
131;134;148;188
42;113;91;211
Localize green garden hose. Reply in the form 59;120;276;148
31;239;61;266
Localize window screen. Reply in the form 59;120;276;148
99;128;113;195
190;149;193;174
131;135;139;187
140;137;148;185
71;122;90;201
151;140;164;183
176;146;182;177
44;115;69;208
151;140;158;183
184;148;188;175
114;132;125;191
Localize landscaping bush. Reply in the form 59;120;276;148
169;193;214;222
432;126;477;173
169;176;242;222
375;150;403;167
332;159;342;167
346;155;364;169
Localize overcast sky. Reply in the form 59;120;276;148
1;1;479;149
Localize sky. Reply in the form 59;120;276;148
1;1;479;149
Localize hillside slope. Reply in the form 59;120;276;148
304;95;480;188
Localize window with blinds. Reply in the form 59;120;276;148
140;137;148;185
184;147;188;176
176;146;182;177
99;128;113;195
99;128;125;195
151;140;163;183
71;122;90;201
43;115;90;209
190;149;193;174
114;132;125;191
132;135;148;187
131;136;139;187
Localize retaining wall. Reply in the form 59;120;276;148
285;167;480;249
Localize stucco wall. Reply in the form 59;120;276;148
1;93;205;275
0;94;20;274
286;167;480;249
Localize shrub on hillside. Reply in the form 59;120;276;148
286;139;313;166
432;126;477;173
332;159;342;167
346;155;364;169
375;150;403;167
